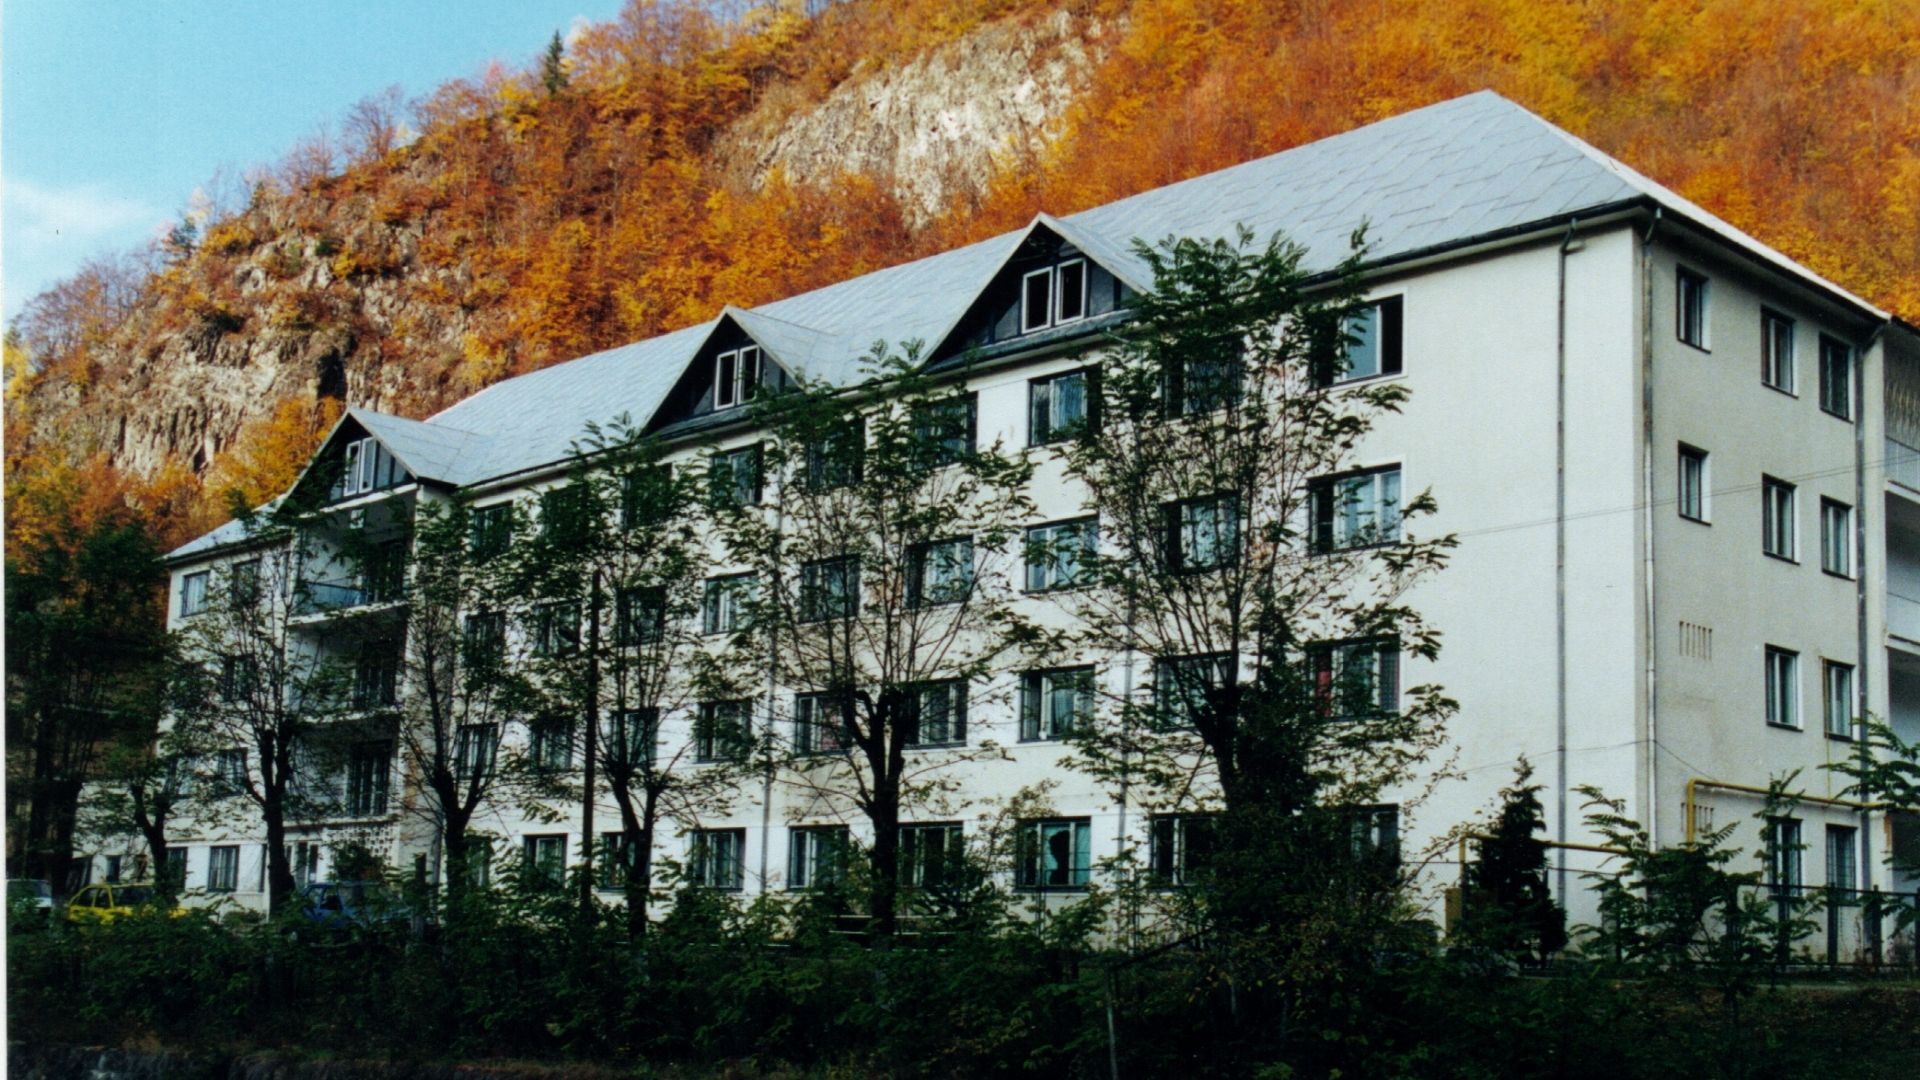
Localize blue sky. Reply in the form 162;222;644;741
2;0;626;325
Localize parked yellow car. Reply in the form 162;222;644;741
63;883;185;924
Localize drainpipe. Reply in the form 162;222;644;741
1855;319;1891;895
1554;218;1584;903
1639;208;1663;847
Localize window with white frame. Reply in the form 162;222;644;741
805;420;864;491
1762;476;1796;560
1148;814;1218;885
1761;309;1795;392
1765;817;1802;897
180;571;210;616
1678;445;1708;522
690;828;745;890
346;740;391;816
469;504;513;560
454;723;499;779
597;831;639;891
787;825;851;891
1154;653;1234;730
702;573;757;635
1020;667;1093;741
1029;368;1094;445
1823;660;1854;740
207;845;239;892
529;716;574;771
1024;518;1097;591
1820;498;1853;577
531;600;582;656
1166;351;1241;415
1310;466;1402;552
1306;638;1400;718
1166;494;1237;571
1326;296;1404;384
1020;259;1087;334
611;708;659;767
708;445;762;507
1818;335;1852;420
616;586;666;645
904;679;967;747
1765;646;1800;729
899;823;965;890
713;345;761;410
794;690;851;755
462;612;507;669
800;556;859;622
353;642;399;708
695;700;751;762
1676;266;1709;349
523;834;567;891
1016;818;1091;890
910;537;973;606
1826;825;1858;900
213;748;247;797
911;395;977;467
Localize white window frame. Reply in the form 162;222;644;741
1765;646;1800;729
1020;259;1087;335
1818;335;1853;420
794;691;850;755
1016;817;1092;890
1822;660;1855;740
1676;266;1709;349
912;537;974;607
207;845;239;893
899;822;965;890
1820;498;1853;577
1678;445;1709;522
180;570;210;616
691;828;745;890
1029;367;1093;446
1312;466;1402;552
1021;667;1094;742
1761;309;1795;393
905;679;967;748
1826;825;1858;897
1762;476;1796;561
523;834;567;889
787;825;851;891
695;700;751;763
713;345;761;410
1025;517;1097;592
702;573;757;635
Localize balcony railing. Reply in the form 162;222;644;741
1888;438;1920;492
294;578;405;616
1890;592;1920;644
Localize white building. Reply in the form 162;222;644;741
122;92;1918;950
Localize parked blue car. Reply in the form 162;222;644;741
298;880;418;932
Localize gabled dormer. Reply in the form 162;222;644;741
931;217;1142;365
284;408;483;511
646;307;812;433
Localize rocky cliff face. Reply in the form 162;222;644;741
19;7;1104;484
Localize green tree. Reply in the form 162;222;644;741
541;31;569;96
1459;758;1568;965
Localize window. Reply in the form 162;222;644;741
702;573;756;635
1765;817;1803;897
616;586;666;645
229;559;262;608
805;420;864;491
1029;368;1095;445
1676;266;1709;349
904;680;967;747
532;601;582;656
523;834;567;891
899;823;965;890
788;825;852;891
207;845;239;893
105;855;122;884
164;849;189;891
180;570;210;616
213;748;248;796
690;828;745;890
713;345;761;410
1020;667;1093;741
1154;654;1234;729
1166;351;1241;415
696;700;751;762
708;445;763;508
1016;818;1092;890
353;643;399;708
911;395;977;467
1020;259;1087;334
1820;498;1853;577
1166;495;1237;571
1148;814;1218;885
910;538;974;606
469;504;512;560
1349;805;1402;871
530;716;574;771
612;708;659;767
1311;467;1402;552
346;741;391;816
1678;445;1708;522
1326;296;1404;384
597;831;640;891
1306;638;1400;718
1762;477;1796;560
800;556;859;622
1765;646;1800;729
459;837;493;890
1823;660;1855;740
462;612;507;669
218;655;258;703
454;723;499;779
540;485;589;545
1024;518;1097;592
1826;825;1858;900
621;464;673;530
794;691;850;755
1819;335;1853;420
1761;309;1795;392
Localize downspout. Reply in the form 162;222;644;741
1640;208;1663;848
1554;219;1584;903
758;498;783;891
1855;320;1891;894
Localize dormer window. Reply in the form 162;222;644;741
1021;259;1088;335
331;436;405;501
714;346;761;410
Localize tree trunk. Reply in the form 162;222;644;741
868;787;902;939
263;799;292;915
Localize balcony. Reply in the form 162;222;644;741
292;576;406;618
1889;438;1920;494
1891;592;1920;647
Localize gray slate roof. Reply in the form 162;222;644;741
168;91;1882;562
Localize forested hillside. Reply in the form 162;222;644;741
7;0;1918;558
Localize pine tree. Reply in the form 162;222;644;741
1463;758;1568;965
541;31;568;96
